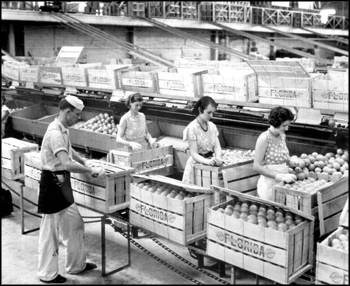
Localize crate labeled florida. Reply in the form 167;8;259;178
202;69;258;103
273;150;349;238
312;72;348;112
23;151;42;191
157;68;207;99
129;174;213;246
315;227;348;284
207;186;314;285
61;63;101;88
71;160;134;213
1;138;39;181
108;145;174;175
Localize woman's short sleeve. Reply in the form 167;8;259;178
187;124;197;141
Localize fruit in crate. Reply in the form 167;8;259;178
283;177;330;193
133;181;199;200
288;149;349;181
74;113;118;136
330;230;349;252
217;199;300;232
220;148;255;166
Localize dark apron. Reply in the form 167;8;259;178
38;170;74;214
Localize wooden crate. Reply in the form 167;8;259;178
193;159;260;203
38;66;63;85
61;63;101;87
157;68;207;99
86;64;131;90
2;61;28;81
207;186;315;284
69;110;124;153
19;66;40;83
71;160;134;213
23;151;42;191
315;227;348;284
129;174;213;246
312;73;348;112
1;138;39;181
10;104;60;137
202;70;258;103
273;177;348;238
107;145;174;176
120;66;165;93
257;76;315;108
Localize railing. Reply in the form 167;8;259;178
1;1;349;30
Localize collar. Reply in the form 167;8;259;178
129;110;140;119
54;118;69;134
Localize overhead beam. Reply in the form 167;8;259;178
133;16;253;61
206;21;332;65
300;27;349;45
266;37;343;41
261;25;348;56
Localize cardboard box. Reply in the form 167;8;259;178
1;138;39;180
273;177;348;238
207;186;314;284
129;174;213;246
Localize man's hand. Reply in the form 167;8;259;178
90;165;106;178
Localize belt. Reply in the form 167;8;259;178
199;152;213;158
42;170;67;175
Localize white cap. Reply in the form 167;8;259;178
65;95;84;111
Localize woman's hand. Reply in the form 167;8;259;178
149;137;158;149
206;157;217;166
129;142;142;151
213;157;223;167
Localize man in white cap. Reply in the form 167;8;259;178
37;95;104;283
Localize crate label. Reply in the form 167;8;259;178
205;84;242;94
63;73;85;83
24;165;42;181
20;67;39;82
264;89;304;99
89;75;112;84
39;70;62;84
329;272;348;284
122;78;153;88
71;178;97;196
318;91;348;102
215;229;273;259
159;80;185;90
135;156;172;172
134;202;177;224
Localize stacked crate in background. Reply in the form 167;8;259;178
129;174;213;246
157;67;207;99
207;186;315;284
312;69;348;113
23;151;42;191
61;63;102;88
1;138;39;181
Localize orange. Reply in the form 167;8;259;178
332;162;341;170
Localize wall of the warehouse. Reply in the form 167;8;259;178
24;24;130;63
21;23;336;64
133;27;213;60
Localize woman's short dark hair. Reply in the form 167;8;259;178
192;96;217;116
125;93;143;108
268;106;294;127
58;98;75;111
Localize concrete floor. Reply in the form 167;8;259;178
1;180;275;285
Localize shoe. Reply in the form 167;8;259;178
80;262;97;274
40;274;66;283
